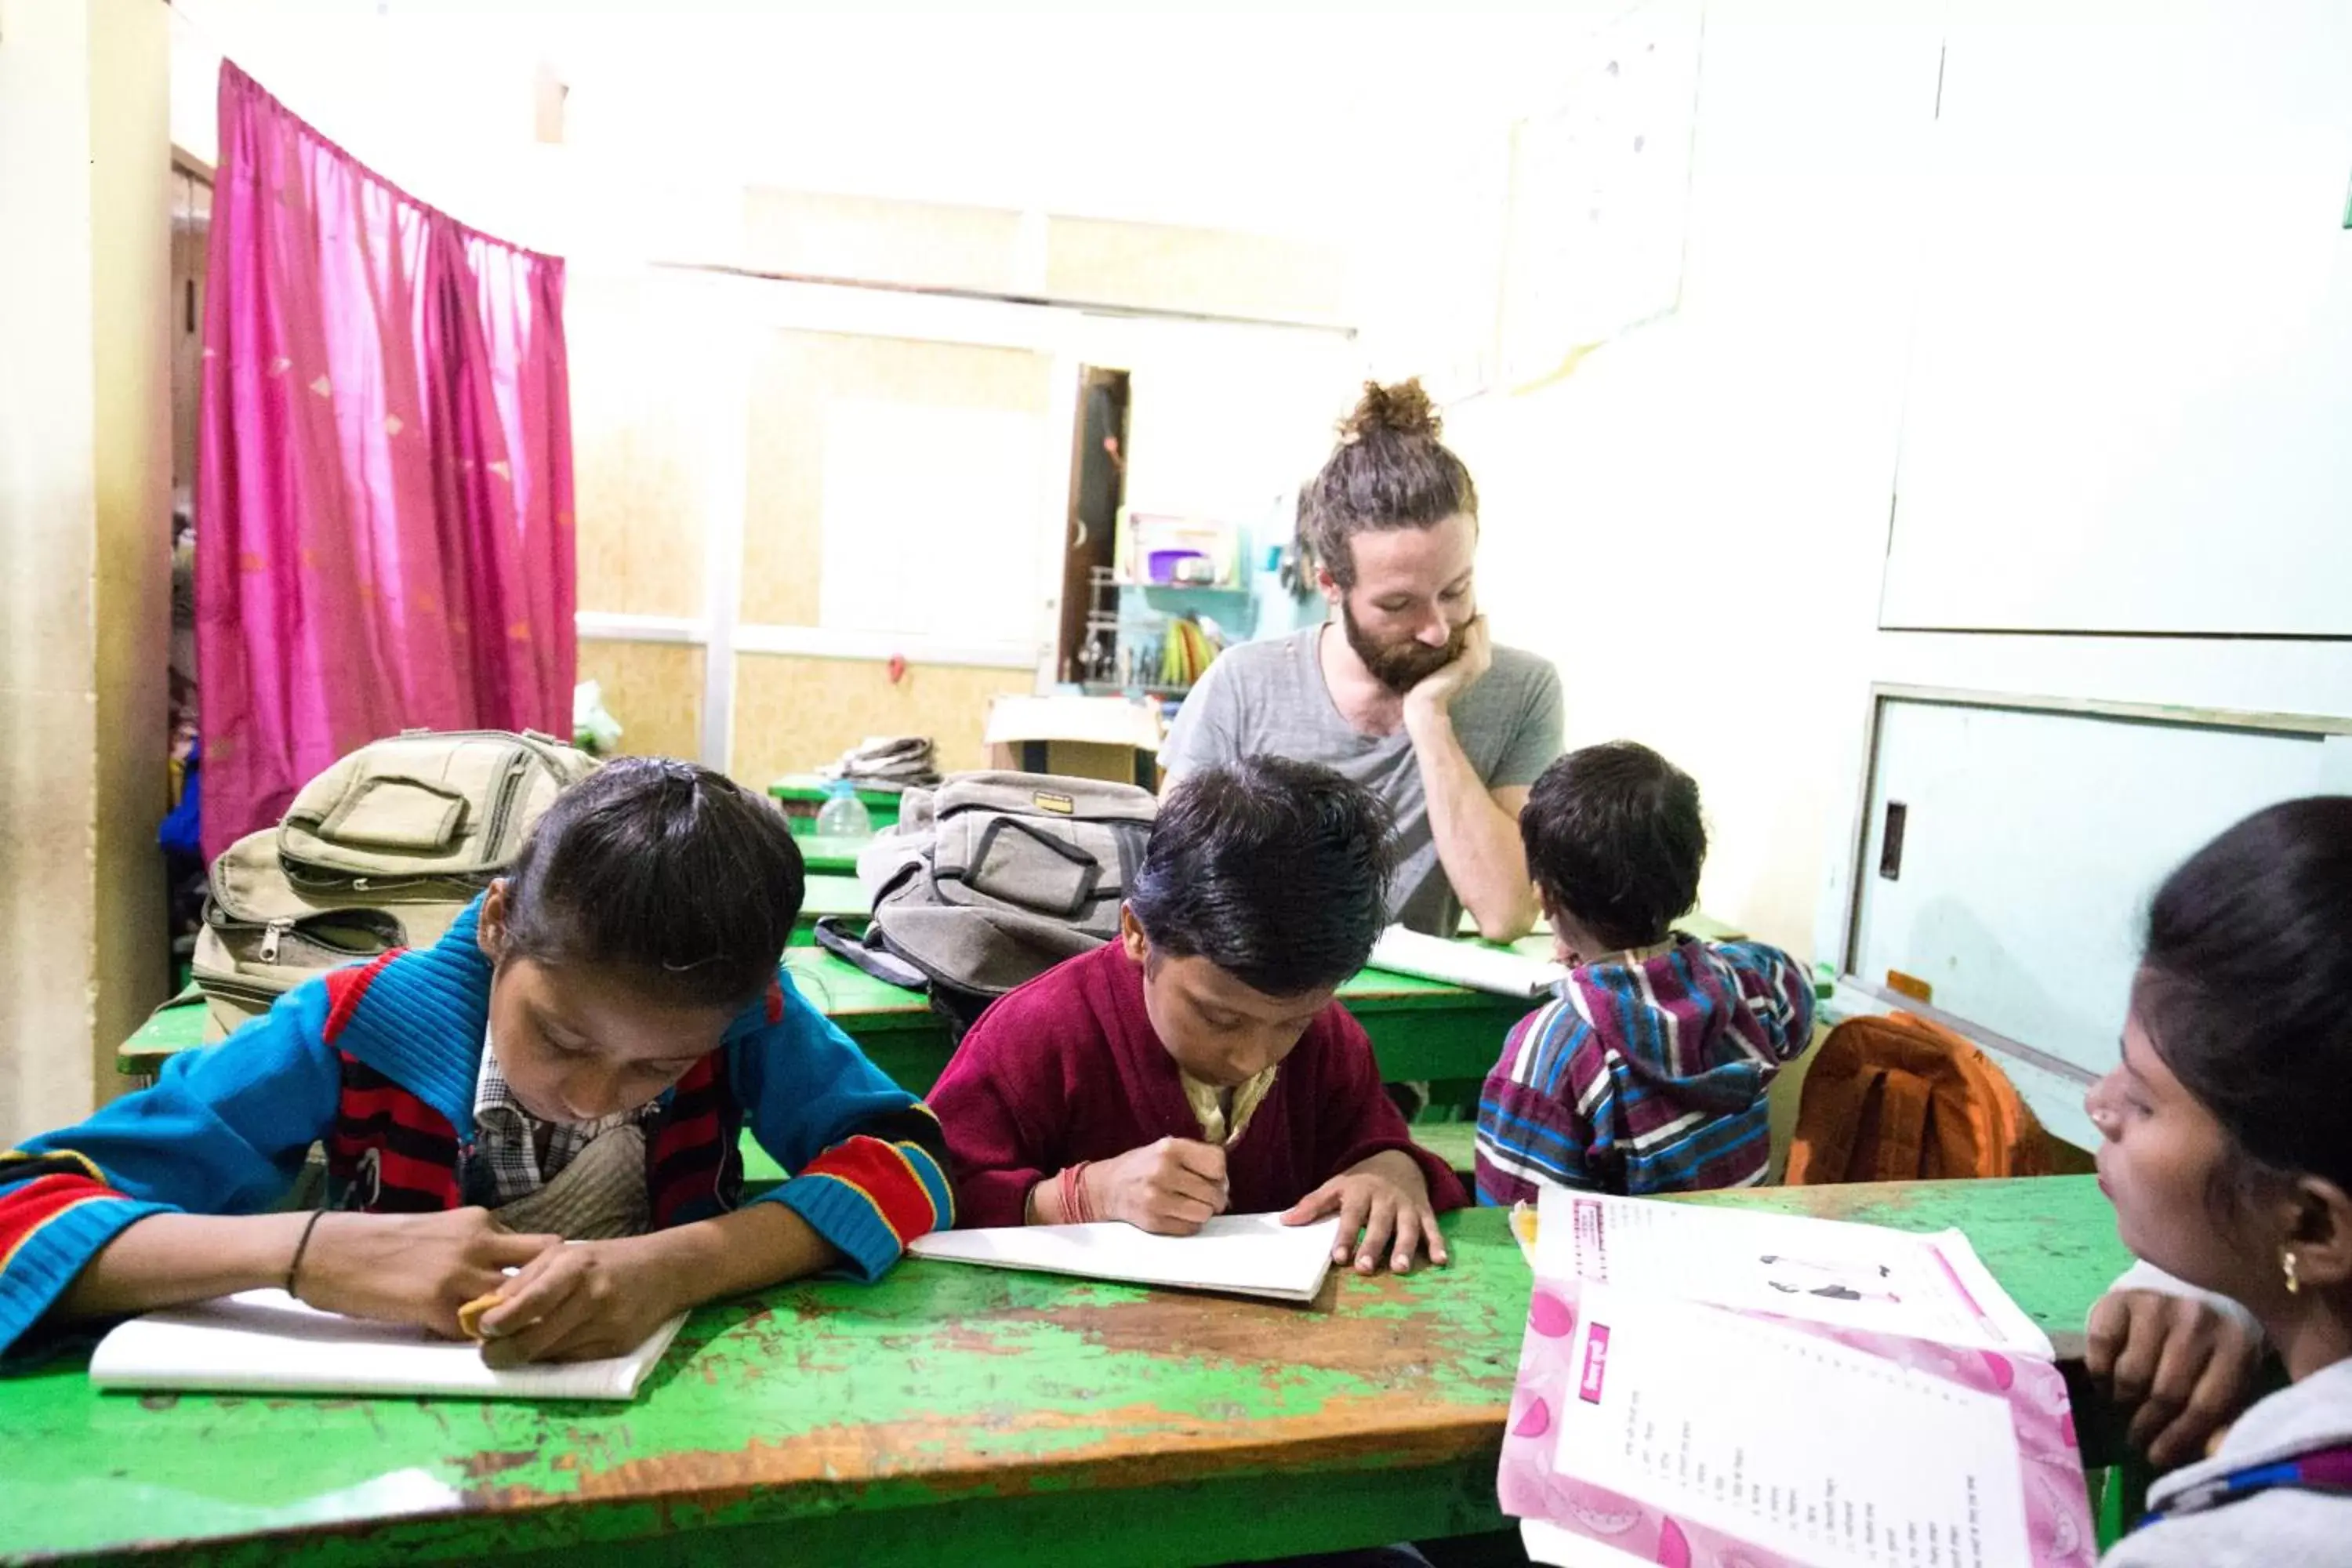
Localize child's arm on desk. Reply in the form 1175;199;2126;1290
60;1207;560;1341
0;981;530;1352
476;1203;835;1366
480;976;955;1367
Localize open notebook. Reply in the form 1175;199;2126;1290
89;1290;687;1402
1501;1188;2096;1568
908;1212;1343;1303
1367;926;1565;998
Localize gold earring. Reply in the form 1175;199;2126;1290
2283;1249;2301;1295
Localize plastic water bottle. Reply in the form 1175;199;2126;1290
815;779;873;839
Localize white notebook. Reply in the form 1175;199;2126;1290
1367;925;1566;998
908;1212;1342;1303
89;1289;688;1402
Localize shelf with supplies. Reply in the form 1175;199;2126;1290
1107;577;1254;597
1073;547;1245;698
1080;680;1195;699
1065;500;1323;706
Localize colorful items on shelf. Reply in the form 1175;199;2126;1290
1159;616;1218;689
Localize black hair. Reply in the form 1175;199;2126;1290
2136;796;2352;1196
499;757;806;1010
1301;379;1479;590
1521;742;1705;953
1127;756;1396;998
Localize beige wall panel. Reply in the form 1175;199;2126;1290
1047;218;1346;325
741;332;1052;628
743;188;1025;294
89;0;173;1102
0;691;100;1141
731;653;1032;787
0;0;170;1134
576;639;705;763
568;272;711;619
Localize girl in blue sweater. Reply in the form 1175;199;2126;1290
0;759;950;1365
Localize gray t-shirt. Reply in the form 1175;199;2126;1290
1160;626;1564;935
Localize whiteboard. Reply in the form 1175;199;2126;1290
1878;8;2352;635
1847;693;2352;1145
818;398;1051;644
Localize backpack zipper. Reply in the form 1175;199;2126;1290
481;750;532;863
258;919;293;964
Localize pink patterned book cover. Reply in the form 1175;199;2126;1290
1497;1192;2096;1568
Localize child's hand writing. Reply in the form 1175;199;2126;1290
1091;1137;1229;1234
2086;1287;2266;1469
1282;1149;1447;1275
474;1238;683;1366
294;1207;562;1339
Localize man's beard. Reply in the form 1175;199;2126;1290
1340;597;1468;696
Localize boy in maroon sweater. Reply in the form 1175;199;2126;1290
928;756;1468;1275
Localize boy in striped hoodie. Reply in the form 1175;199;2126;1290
1475;742;1813;1203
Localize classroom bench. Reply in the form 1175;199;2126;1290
0;1177;2130;1567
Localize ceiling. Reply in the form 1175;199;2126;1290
171;2;1602;245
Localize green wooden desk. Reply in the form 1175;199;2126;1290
119;946;1534;1092
768;774;905;835
795;833;872;876
787;873;866;946
0;1178;2128;1567
781;949;1533;1098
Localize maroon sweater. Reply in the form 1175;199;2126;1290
930;942;1468;1226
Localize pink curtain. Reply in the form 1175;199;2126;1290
197;63;575;859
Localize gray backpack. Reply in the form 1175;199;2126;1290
817;770;1157;1034
191;729;600;1036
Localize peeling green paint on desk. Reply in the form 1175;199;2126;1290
0;1181;2129;1568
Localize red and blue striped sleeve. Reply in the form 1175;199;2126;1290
0;983;342;1355
729;971;952;1283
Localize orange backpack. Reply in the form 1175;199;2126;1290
1784;1012;2051;1184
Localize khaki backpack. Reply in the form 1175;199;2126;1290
815;770;1157;1036
191;729;600;1037
1783;1011;2052;1184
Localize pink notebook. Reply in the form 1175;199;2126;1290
1498;1190;2096;1568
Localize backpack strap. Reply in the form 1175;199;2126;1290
1784;1071;1857;1184
1871;1066;1933;1181
811;916;929;992
2139;1443;2352;1528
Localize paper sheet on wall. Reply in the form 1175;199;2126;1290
1499;0;1704;385
1534;1186;2053;1356
817;397;1049;645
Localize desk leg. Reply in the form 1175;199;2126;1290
2094;1461;2150;1552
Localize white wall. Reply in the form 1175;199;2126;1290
1426;7;1947;957
1878;5;2352;637
1383;2;2352;965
